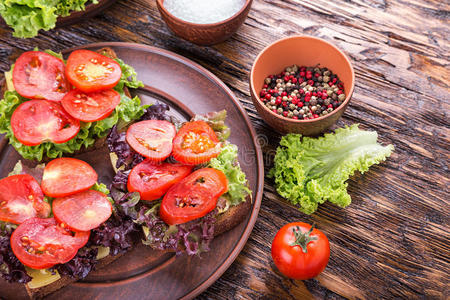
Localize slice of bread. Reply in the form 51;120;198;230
25;253;125;300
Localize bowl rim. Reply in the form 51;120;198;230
250;35;355;124
156;0;252;28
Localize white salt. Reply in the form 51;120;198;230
163;0;246;24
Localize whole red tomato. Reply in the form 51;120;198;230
271;222;330;280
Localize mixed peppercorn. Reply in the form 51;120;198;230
259;65;346;120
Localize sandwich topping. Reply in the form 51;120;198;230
108;104;251;256
0;49;147;161
0;160;135;285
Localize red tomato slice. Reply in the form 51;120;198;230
12;51;69;101
52;190;112;232
159;168;228;225
128;160;193;201
126;120;176;162
61;89;121;122
41;158;98;198
11;100;80;146
0;174;50;224
172;120;221;165
66;50;122;93
10;218;90;269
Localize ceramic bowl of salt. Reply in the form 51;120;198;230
156;0;252;45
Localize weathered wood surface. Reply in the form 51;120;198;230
0;0;449;299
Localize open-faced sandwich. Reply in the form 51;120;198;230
0;47;147;162
108;105;252;255
0;158;135;299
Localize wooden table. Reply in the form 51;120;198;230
0;0;448;299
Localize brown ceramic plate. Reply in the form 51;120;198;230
0;0;117;29
0;43;263;300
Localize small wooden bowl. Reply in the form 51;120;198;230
156;0;253;46
250;35;355;136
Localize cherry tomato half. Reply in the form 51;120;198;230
160;168;228;225
61;89;120;122
11;100;80;146
0;174;50;224
12;51;69;101
41;158;98;198
53;190;112;232
65;50;122;93
126;120;176;162
10;218;90;269
128;160;193;201
271;222;330;280
172;120;221;165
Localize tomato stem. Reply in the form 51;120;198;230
290;224;318;253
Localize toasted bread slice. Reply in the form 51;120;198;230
0;47;132;163
25;253;124;300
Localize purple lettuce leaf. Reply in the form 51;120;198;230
0;225;31;283
53;248;98;279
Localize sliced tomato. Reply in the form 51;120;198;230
172;120;221;165
126;120;176;162
52;190;112;232
61;89;120;122
65;50;122;93
128;160;193;201
10;218;90;269
0;174;50;224
159;168;228;225
41;158;98;198
11;100;80;146
12;51;69;101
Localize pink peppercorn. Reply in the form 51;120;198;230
265;94;271;100
283;111;288;117
327;104;333;109
281;91;287;97
300;71;305;77
298;102;304;108
313;114;319;118
292;78;298;84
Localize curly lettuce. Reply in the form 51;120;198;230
0;58;146;161
208;143;250;206
268;124;394;214
0;0;99;38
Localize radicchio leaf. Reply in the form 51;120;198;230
0;225;31;283
53;248;98;279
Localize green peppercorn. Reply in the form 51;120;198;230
270;99;276;105
277;107;283;114
338;94;346;101
323;75;330;83
293;110;299;116
288;111;294;118
327;107;333;113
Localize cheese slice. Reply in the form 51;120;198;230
26;267;61;289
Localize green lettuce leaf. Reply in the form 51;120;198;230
268;124;394;214
0;0;98;38
192;110;230;142
0;58;146;161
208;143;251;206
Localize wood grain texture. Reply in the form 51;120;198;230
0;0;449;299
